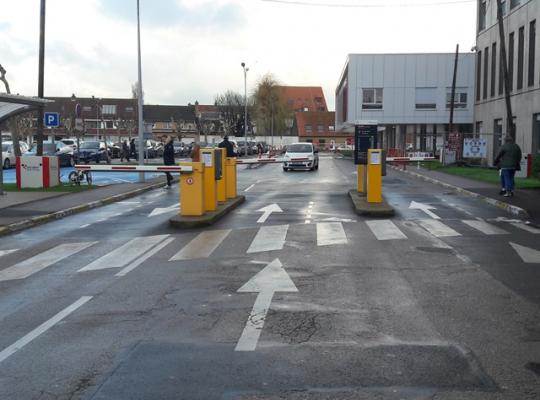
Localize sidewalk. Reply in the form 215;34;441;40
0;176;170;236
391;165;540;226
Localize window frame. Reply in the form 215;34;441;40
362;88;383;110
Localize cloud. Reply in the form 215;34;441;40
97;0;245;32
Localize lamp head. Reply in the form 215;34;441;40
241;62;245;68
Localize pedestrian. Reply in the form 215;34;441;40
163;136;175;187
494;136;522;197
257;143;263;159
121;140;130;162
190;143;201;162
130;138;136;159
218;135;235;157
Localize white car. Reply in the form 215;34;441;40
283;142;319;171
2;142;21;169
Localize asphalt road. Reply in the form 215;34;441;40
0;155;539;399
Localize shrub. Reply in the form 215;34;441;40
533;155;540;179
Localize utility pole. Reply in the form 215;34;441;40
36;0;46;156
448;44;459;138
136;0;145;182
496;0;515;140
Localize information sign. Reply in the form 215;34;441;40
463;138;487;158
354;124;378;165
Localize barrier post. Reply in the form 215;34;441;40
367;149;383;203
216;148;227;202
200;148;218;212
357;165;366;194
179;162;205;216
225;157;237;199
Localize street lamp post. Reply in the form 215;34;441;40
241;62;249;157
136;0;145;182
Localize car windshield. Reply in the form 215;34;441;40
287;144;312;153
80;142;100;149
2;144;10;152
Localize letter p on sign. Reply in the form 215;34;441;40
44;112;60;128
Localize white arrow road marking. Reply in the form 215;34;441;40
235;258;298;351
510;242;540;263
409;201;441;220
148;204;180;217
0;249;18;258
0;296;92;364
256;203;283;223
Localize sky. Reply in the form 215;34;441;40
0;0;477;111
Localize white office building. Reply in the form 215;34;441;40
476;0;540;163
336;53;475;154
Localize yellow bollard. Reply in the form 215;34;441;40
357;164;366;194
216;148;227;203
367;149;383;203
179;162;205;216
225;157;237;199
201;148;218;212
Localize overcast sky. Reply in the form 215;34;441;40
1;0;477;110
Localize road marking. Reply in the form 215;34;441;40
235;259;298;351
247;225;289;253
366;220;407;240
244;184;255;192
0;296;92;364
96;218;107;223
409;201;441;219
462;220;508;235
116;237;175;276
256;204;283;223
511;223;540;234
510;242;540;263
0;249;18;258
0;242;97;282
417;219;461;237
317;222;347;246
78;235;169;272
305;220;311;224
170;230;231;261
79;224;91;229
148;204;180;217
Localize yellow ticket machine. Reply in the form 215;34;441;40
200;148;222;212
179;162;205;216
225;157;237;199
367;149;383;203
216;148;227;203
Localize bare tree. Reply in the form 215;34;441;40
0;64;23;156
215;90;245;136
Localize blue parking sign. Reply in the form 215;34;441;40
44;112;59;127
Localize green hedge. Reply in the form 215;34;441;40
533;155;540;179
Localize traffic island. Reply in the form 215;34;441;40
348;189;395;217
169;196;246;229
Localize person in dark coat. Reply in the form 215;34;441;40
121;140;130;162
494;136;522;197
218;136;235;157
129;138;136;159
163;136;175;187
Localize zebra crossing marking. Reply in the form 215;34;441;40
511;222;540;234
247;225;289;253
462;220;508;235
170;230;231;261
0;249;18;258
316;222;347;246
417;219;461;237
78;235;169;272
0;242;97;282
366;220;407;241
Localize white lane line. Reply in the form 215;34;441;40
0;249;18;258
462;220;508;235
95;219;107;223
511;223;540;234
0;296;92;364
244;184;255;192
116;238;175;277
118;201;140;205
366;220;407;241
78;235;169;272
169;230;231;261
0;242;97;282
317;222;347;246
247;225;289;253
305;220;311;224
417;219;461;237
79;224;91;229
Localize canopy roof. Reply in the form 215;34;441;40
0;93;53;122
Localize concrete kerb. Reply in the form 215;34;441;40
0;181;167;237
169;196;246;228
389;165;530;219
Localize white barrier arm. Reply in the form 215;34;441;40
74;164;193;173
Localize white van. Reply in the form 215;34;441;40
283;142;319;171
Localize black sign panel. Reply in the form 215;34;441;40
354;125;378;165
215;149;223;180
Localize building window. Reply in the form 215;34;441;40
529;20;536;87
101;105;116;115
510;0;520;9
476;50;482;101
315;97;323;103
83;106;92;112
491;42;497;97
105;120;114;129
499;47;504;95
362;88;383;109
415;87;437;109
446;88;468;109
484;46;489;99
125;106;134;112
500;0;507;16
509;31;515;91
317;124;324;133
517;26;525;90
329;125;335;131
478;0;486;32
305;124;312;133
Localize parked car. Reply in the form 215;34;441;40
2;143;16;169
107;142;121;158
236;140;252;156
60;139;78;150
283;142;319;171
78;141;109;163
24;142;78;167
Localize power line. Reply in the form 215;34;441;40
260;0;475;8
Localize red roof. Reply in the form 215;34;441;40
278;86;328;113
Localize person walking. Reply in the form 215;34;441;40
129;138;136;159
121;140;130;162
163;136;175;187
190;143;201;162
218;135;235;157
494;136;522;197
